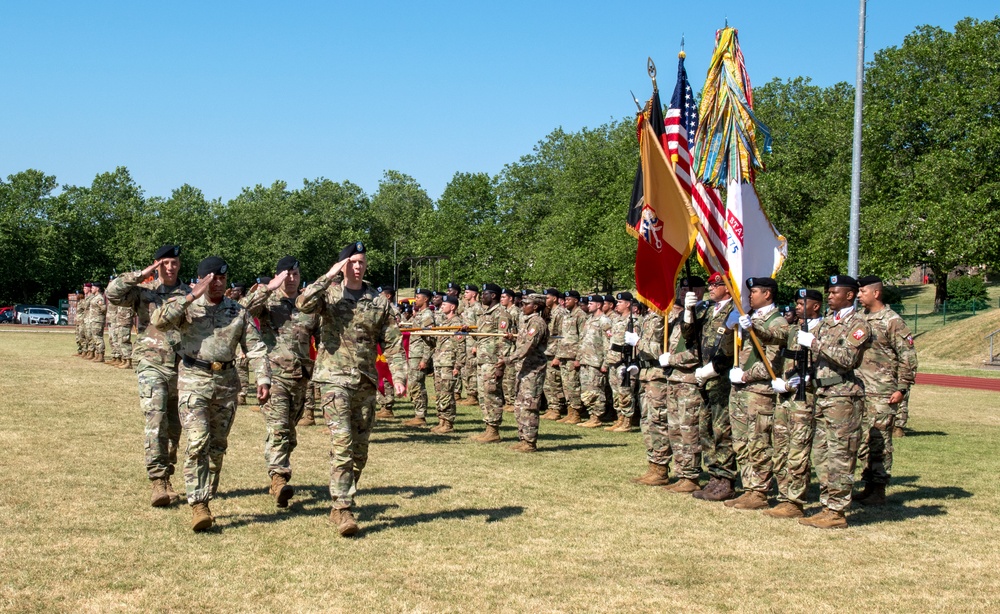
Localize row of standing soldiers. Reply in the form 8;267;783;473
72;281;135;367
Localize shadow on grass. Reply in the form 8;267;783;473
356;505;525;537
540;442;629;452
362;484;452;498
899;429;948;437
846;475;972;525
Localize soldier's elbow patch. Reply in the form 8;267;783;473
848;326;869;347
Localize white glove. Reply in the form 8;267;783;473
683;292;697;323
797;330;815;348
617;365;626;377
729;367;745;383
694;363;718;385
627;364;639;377
624;331;640;346
738;314;752;330
658;353;671;367
787;375;802;389
771;378;788;394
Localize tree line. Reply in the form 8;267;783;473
2;17;997;307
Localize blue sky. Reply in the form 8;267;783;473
2;1;996;202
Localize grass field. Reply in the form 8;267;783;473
2;332;999;612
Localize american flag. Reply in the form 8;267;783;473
664;55;728;274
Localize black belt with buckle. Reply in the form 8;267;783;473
183;355;235;372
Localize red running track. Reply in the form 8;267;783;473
915;373;1000;391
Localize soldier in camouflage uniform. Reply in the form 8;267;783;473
500;288;520;412
374;286;401;421
244;256;320;508
689;273;737;501
855;275;918;505
554;290;587;424
109;292;135;369
430;295;465;433
893;393;910;438
469;283;512;443
577;295;612;428
605;292;639;432
757;288;824;518
107;298;120;363
152;256;271;531
459;284;483;405
627;307;673;486
75;287;91;357
541;288;566;420
796;275;870;529
402;288;436;427
501;293;549;452
725;277;789;511
107;245;191;508
661;278;709;494
86;282;108;362
296;242;407;537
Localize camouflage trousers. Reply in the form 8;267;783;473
609;366;634;419
236;355;252;396
859;395;897;485
558;361;583;411
376;376;395;410
666;381;703;480
476;363;504;427
462;347;478;398
503;358;517;405
113;325;132;360
433;366;459;422
318;381;377;510
514;364;546;444
302;379;320;420
87;323;105;354
639;378;672;466
136;359;181;481
894;392;910;430
773;392;816;505
177;366;240;504
543;359;566;414
811;394;863;512
699;379;735;480
75;324;85;352
579;365;607;419
730;389;775;493
262;374;307;479
407;358;432;417
108;324;120;359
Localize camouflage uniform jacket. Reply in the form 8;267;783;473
808;307;870;397
635;311;666;383
737;305;789;394
504;304;520;357
462;301;484;330
87;292;108;326
407;307;437;363
243;286;321;380
295;277;406;388
858;307;917;396
756;317;822;382
76;294;91;326
666;304;702;384
151;294;271;385
506;312;549;373
107;272;191;366
112;300;135;327
579;312;612;369
544;305;567;358
556;306;587;360
432;314;466;369
682;299;736;377
475;303;512;365
606;312;634;368
106;301;118;326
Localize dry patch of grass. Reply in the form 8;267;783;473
915;308;1000;372
1;333;999;612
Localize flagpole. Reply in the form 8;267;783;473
847;0;867;277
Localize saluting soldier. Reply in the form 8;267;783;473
500;293;549;452
855;275;917;506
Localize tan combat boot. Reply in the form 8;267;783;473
857;483;887;506
799;508;847;529
297;414;315;427
93;353;105;363
431;419;454;434
375;407;395;419
150;478;171;507
402;416;427;428
270;474;294;508
612;416;634;432
237;393;246;405
191;502;214;531
631;461;658;484
578;414;602;428
893;426;905;438
117;358;132;369
470;424;501;443
724;490;753;508
164;476;181;503
560;408;582;425
732;490;769;510
764;501;805;519
514;440;537;453
635;463;671;486
503;404;515;413
330;508;359;536
603;416;622;431
664;478;701;494
540;407;562;421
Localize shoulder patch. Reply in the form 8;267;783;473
528;328;536;336
848;325;869;346
905;335;914;346
499;321;507;329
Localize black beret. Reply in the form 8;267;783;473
501;288;517;298
522;289;536;296
544;288;560;297
858;275;882;287
378;285;395;295
564;290;581;299
415;287;433;298
681;276;706;287
447;281;459;290
604;294;615;303
796;288;823;302
442;295;459;306
154;244;181;260
338;241;366;261
482;283;502;295
745;277;778;291
464;284;479;292
780;305;792;314
616;291;634;302
275;255;299;275
258;276;273;285
827;275;859;291
588;294;605;303
197;256;228;278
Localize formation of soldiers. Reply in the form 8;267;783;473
73;242;917;534
72;280;135;367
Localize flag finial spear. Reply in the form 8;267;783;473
679;35;686;59
647;57;658;91
629;90;643;113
